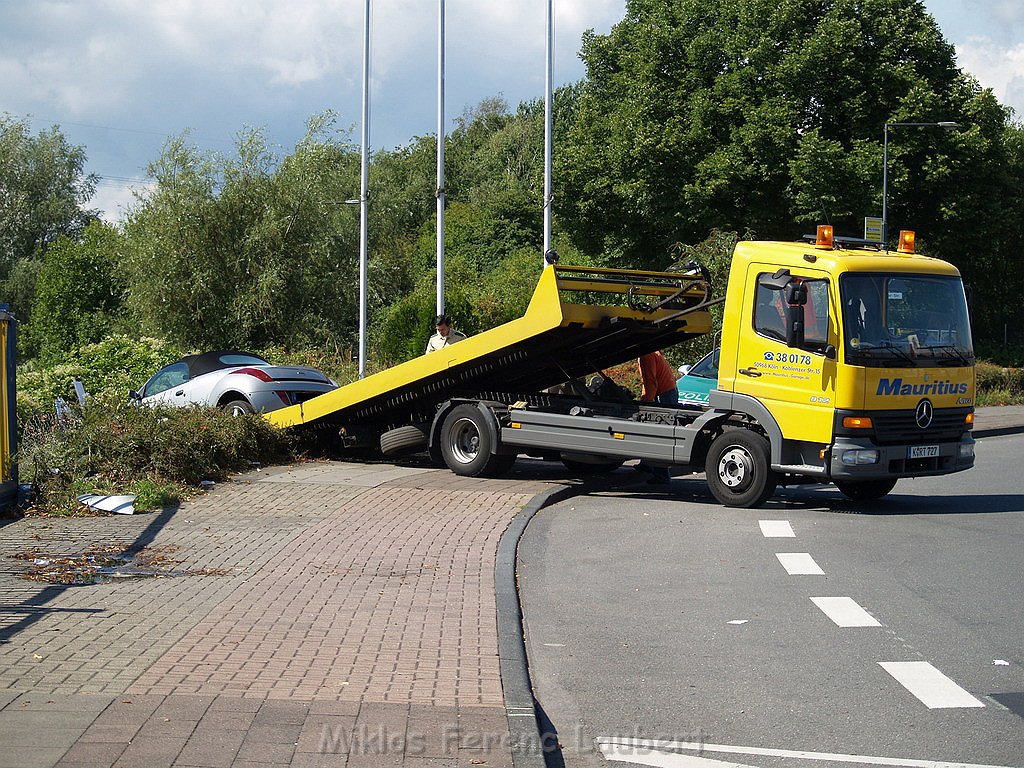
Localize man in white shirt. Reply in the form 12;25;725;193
425;314;467;354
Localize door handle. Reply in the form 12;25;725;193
738;368;762;377
175;389;185;396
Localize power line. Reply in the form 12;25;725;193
94;175;151;187
15;113;236;146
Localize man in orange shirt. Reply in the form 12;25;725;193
639;351;678;404
636;351;678;484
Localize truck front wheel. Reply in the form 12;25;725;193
440;404;514;477
705;430;779;508
835;478;897;501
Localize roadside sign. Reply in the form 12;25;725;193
864;216;883;243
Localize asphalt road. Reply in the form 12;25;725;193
518;433;1024;768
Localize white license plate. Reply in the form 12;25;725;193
908;445;940;459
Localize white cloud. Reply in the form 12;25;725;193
955;37;1024;118
88;178;155;223
0;0;623;217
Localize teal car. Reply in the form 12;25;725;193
676;348;719;407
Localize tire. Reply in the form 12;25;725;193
835;478;898;501
380;424;429;457
221;399;254;417
561;455;625;475
705;429;779;508
439;404;511;477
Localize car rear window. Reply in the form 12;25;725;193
219;354;268;366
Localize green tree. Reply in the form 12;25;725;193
121;114;361;351
558;0;1024;349
559;0;996;262
0;115;98;318
27;220;125;361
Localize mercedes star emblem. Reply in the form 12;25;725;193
915;398;934;429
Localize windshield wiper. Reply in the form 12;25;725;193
855;340;916;365
919;344;973;366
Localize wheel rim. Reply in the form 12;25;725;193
228;405;248;417
448;417;480;463
718;445;754;490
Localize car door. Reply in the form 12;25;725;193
142;362;191;406
733;266;838;445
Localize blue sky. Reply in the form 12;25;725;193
1;1;1021;220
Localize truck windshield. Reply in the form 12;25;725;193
840;273;974;368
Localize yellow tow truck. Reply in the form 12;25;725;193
268;227;975;508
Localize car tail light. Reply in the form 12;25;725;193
275;391;291;406
230;367;275;382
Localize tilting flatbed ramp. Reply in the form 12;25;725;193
266;265;714;434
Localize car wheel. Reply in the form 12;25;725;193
835;478;898;501
705;429;778;508
221;399;255;417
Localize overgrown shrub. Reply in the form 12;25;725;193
975;360;1024;405
19;394;293;514
17;334;185;422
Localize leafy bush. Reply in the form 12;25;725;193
975;361;1024;404
19;394;293;514
17;335;185;422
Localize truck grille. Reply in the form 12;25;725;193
871;408;970;445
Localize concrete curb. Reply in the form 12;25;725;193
973;425;1024;439
495;483;580;768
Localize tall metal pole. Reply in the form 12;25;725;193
436;0;446;315
542;0;553;267
358;0;370;377
882;122;890;248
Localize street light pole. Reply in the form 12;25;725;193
882;121;960;248
542;0;553;268
437;0;445;316
358;0;371;378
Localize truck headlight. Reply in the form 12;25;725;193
959;443;975;459
841;449;880;465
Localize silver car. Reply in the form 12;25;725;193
134;351;337;415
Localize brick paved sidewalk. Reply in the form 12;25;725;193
0;459;563;768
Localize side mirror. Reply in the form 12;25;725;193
128;390;142;402
785;304;805;348
784;281;808;348
678;365;692;376
785;282;807;306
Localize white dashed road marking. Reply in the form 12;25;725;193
878;661;986;709
759;520;795;537
775;552;824;575
597;737;1012;768
810;596;882;627
601;743;756;768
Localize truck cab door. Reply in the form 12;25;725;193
733;266;838;445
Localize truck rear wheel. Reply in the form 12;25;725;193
835;478;897;501
705;430;778;508
440;405;513;477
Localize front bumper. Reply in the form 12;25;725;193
828;433;975;479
